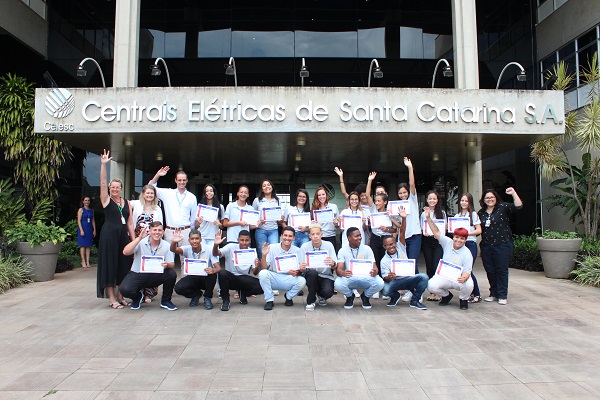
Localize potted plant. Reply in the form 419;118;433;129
537;230;582;279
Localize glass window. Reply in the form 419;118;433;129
558;42;575;60
578;42;598;80
295;30;358;58
231;31;294;57
578;28;597;49
198;29;232;58
400;27;424;59
149;30;186;58
358;28;385;59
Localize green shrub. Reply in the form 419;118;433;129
58;219;98;265
541;230;579;239
580;236;600;257
56;254;78;274
572;255;600;286
509;233;543;272
5;220;69;247
0;255;32;293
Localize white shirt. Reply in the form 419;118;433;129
224;201;255;243
152;185;197;228
253;197;281;231
340;207;366;246
455;211;481;242
195;204;225;242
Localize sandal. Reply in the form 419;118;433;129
118;300;132;307
468;295;482;303
233;292;240;299
426;295;440;302
109;302;124;309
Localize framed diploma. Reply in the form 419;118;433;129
305;250;329;268
422;219;446;235
184;258;208;276
140;255;164;273
341;215;362;230
436;259;463;282
234;249;257;266
275;254;299;273
391;259;416;277
262;206;283;221
349;259;373;276
289;212;311;228
448;217;470;232
370;212;392;228
388;200;410;215
314;209;334;224
239;209;260;226
197;204;219;222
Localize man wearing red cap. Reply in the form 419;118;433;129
423;207;474;310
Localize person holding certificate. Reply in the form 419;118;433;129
194;184;224;249
338;192;368;248
223;185;256;244
456;193;482;303
477;187;522;305
259;227;306;310
311;186;340;251
420;190;447;301
423;207;474;310
119;221;178;311
283;189;311;247
334;227;384;309
380;209;429;310
172;229;220;310
213;229;263;311
300;223;337;310
253;180;284;258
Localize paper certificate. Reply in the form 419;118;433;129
289;212;311;228
422;219;446;236
314;209;334;224
239;209;260;226
388;200;410;215
262;206;283;221
197;204;219;222
448;217;470;232
275;254;299;273
305;251;329;268
349;259;373;276
370;212;392;228
140;255;164;273
436;259;463;282
184;258;208;276
341;215;362;229
234;249;257;266
391;259;416;277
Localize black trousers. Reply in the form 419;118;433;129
369;234;385;277
305;268;335;304
174;273;218;298
217;270;263;301
421;235;443;278
322;236;338;252
119;269;177;301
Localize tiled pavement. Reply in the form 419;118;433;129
1;260;600;400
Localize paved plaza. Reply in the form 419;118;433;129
1;259;600;400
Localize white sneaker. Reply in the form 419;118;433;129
382;295;390;300
352;289;360;297
305;303;316;311
401;291;413;302
272;290;280;296
372;291;380;299
318;297;328;306
484;296;496;302
498;298;507;305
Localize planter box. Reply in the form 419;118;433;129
15;241;62;282
536;237;582;279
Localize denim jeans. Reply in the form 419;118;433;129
480;241;513;299
258;270;306;302
255;228;280;258
405;234;422;273
293;231;309;248
382;273;429;299
464;240;480;297
334;275;384;298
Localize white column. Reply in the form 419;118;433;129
113;0;140;88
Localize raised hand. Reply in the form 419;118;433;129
172;228;183;243
100;149;112;164
156;166;170;177
334;167;344;177
214;229;225;245
368;171;377;181
403;157;412;168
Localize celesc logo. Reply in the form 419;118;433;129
44;88;75;131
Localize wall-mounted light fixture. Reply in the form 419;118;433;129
76;57;106;88
431;58;453;88
225;57;237;87
367;59;383;88
150;57;172;87
300;58;309;87
496;62;527;89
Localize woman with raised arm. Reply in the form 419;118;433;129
397;157;423;270
456;193;482;303
194;184;224;249
96;149;135;309
283;188;311;248
478;187;522;305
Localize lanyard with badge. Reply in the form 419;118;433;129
176;191;187;209
113;199;126;224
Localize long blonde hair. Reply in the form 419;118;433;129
139;184;159;211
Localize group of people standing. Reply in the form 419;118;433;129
91;149;522;312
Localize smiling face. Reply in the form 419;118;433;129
175;172;188;191
237;186;249;204
82;197;91;207
189;233;202;250
143;188;155;204
280;229;295;248
484;192;497;208
460;195;470;212
348;230;362;248
427;192;439;208
383;237;397;256
453;234;467;250
109;181;122;198
309;226;323;245
149;225;164;243
375;194;387;211
349;194;360;209
205;185;214;200
261;181;273;195
397;187;409;200
296;191;307;206
317;189;327;206
238;234;251;249
359;192;368;205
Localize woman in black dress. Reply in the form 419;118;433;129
97;149;135;308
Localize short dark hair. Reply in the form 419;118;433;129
346;226;359;238
282;226;296;236
189;229;201;237
238;230;251;238
149;221;163;228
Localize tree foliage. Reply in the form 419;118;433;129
0;73;72;208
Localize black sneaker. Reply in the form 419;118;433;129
409;300;428;310
297;290;304;296
239;293;248;305
203;297;214;310
344;294;355;309
131;292;143;310
460;299;468;310
221;299;230;311
264;301;274;311
360;292;372;309
386;292;401;307
439;292;454;306
189;293;200;307
284;296;294;307
160;300;178;311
